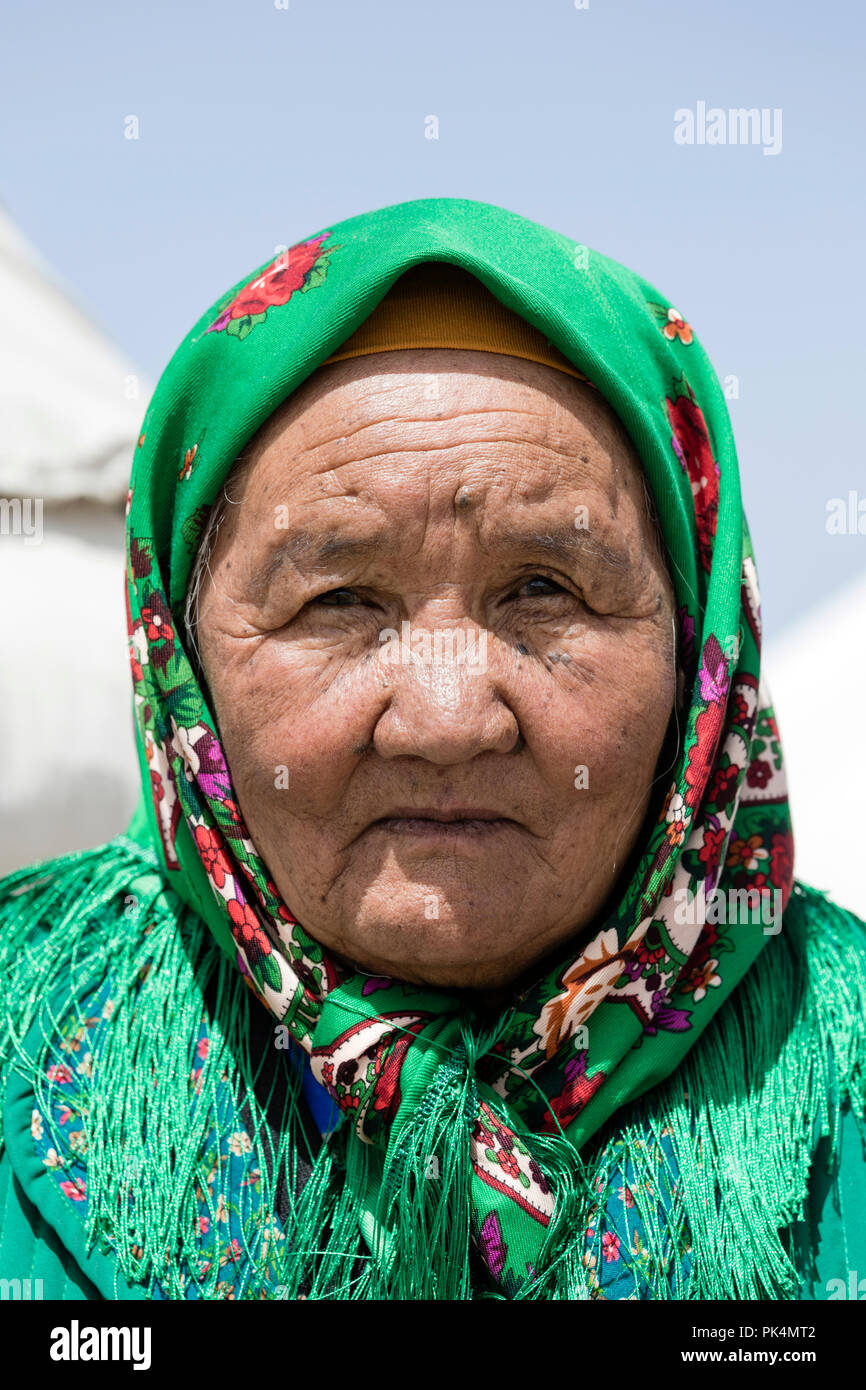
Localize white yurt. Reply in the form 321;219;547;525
764;569;866;920
0;206;146;873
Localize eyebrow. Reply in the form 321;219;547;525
257;531;383;581
252;520;632;600
249;531;378;602
500;523;632;574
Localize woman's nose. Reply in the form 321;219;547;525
371;626;521;764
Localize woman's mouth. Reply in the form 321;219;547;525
364;808;518;839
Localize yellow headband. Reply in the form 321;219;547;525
321;261;589;383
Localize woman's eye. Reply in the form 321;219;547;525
312;587;362;607
512;575;566;599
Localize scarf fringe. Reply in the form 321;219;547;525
1;849;864;1299
0;839;332;1298
576;880;866;1299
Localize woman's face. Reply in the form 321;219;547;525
197;349;677;989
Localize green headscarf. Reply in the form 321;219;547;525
120;196;796;1292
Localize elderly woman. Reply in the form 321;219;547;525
0;198;864;1301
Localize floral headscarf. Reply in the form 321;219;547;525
125;196;794;1293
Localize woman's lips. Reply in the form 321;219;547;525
364;810;518;839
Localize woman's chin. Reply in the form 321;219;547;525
321;898;564;990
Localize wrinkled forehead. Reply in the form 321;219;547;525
208;348;662;553
248;344;633;463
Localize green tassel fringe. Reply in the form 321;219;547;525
1;842;864;1300
573;879;866;1299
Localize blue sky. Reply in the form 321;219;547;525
3;0;864;639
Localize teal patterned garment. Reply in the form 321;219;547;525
27;990;687;1300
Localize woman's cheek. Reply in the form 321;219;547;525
215;643;378;816
590;635;675;787
523;627;672;793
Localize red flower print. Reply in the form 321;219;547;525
731;690;750;728
227;898;273;966
265;879;297;924
698;824;727;871
769;830;794;893
194;824;231;889
602;1231;622;1262
473;1121;496;1150
635;933;666;967
46;1064;73;1084
666;394;719;573
207;234;334;335
60;1179;87;1202
321;1062;334;1087
541;1062;605;1135
746;759;771;788
706;762;739;812
498;1150;520;1179
684;704;724;808
371;1022;426;1124
141;593;175;646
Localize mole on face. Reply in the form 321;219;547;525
454;485;474;511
